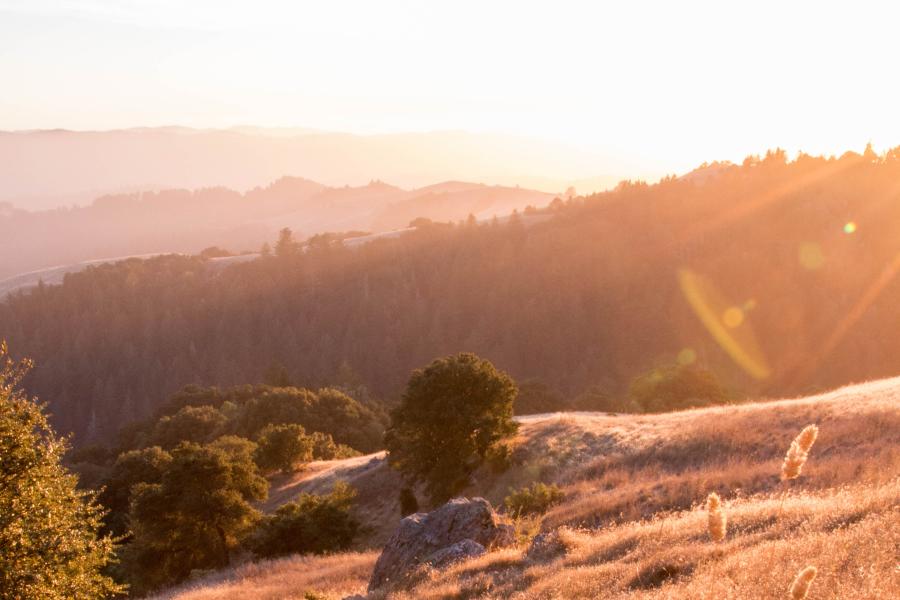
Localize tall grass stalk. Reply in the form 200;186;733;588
789;566;817;599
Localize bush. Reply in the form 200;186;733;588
385;353;519;504
254;423;314;473
150;405;227;449
309;431;359;460
629;364;727;413
504;482;565;517
209;435;258;462
571;385;641;413
514;380;567;414
249;482;360;558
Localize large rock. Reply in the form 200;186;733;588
424;538;486;569
368;497;514;591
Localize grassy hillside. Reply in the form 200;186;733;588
150;377;900;599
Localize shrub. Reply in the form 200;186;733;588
514;380;567;414
249;482;360;558
385;353;519;504
571;384;641;413
150;405;227;449
504;482;565;517
309;431;360;460
629;364;726;413
254;423;314;474
209;434;258;462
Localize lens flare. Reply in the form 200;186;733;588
722;306;745;328
843;221;857;234
677;347;697;365
798;242;825;270
677;268;772;379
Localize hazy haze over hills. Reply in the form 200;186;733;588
0;127;617;211
0;174;553;280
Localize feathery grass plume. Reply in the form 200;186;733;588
789;565;817;599
781;424;818;480
706;492;727;542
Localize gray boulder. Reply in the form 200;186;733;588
368;497;514;591
424;538;486;569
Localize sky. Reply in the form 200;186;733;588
2;0;900;174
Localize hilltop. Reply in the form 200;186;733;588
152;376;900;599
0;175;552;280
0;127;613;211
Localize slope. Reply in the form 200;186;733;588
150;376;900;599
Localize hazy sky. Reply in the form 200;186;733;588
2;0;899;173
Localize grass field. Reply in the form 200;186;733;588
152;377;900;599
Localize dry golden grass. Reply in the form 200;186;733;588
790;566;818;600
782;425;819;480
706;492;726;542
149;551;377;600
388;480;899;599
150;376;900;599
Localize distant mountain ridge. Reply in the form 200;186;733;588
0;175;554;279
0;127;618;210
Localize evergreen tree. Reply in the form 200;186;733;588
264;362;293;387
274;227;297;257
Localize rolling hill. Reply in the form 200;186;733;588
148;376;900;599
0;177;553;280
1;148;899;444
0;127;615;211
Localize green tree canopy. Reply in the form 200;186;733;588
629;363;727;413
384;352;519;504
98;446;172;537
150;405;227;449
248;482;359;559
0;342;122;598
253;423;314;474
124;441;267;593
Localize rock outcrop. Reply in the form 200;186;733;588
368;497;514;591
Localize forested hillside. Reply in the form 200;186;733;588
2;147;899;443
0;176;551;279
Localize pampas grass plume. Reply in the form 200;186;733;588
789;565;817;599
706;492;726;542
781;424;818;480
